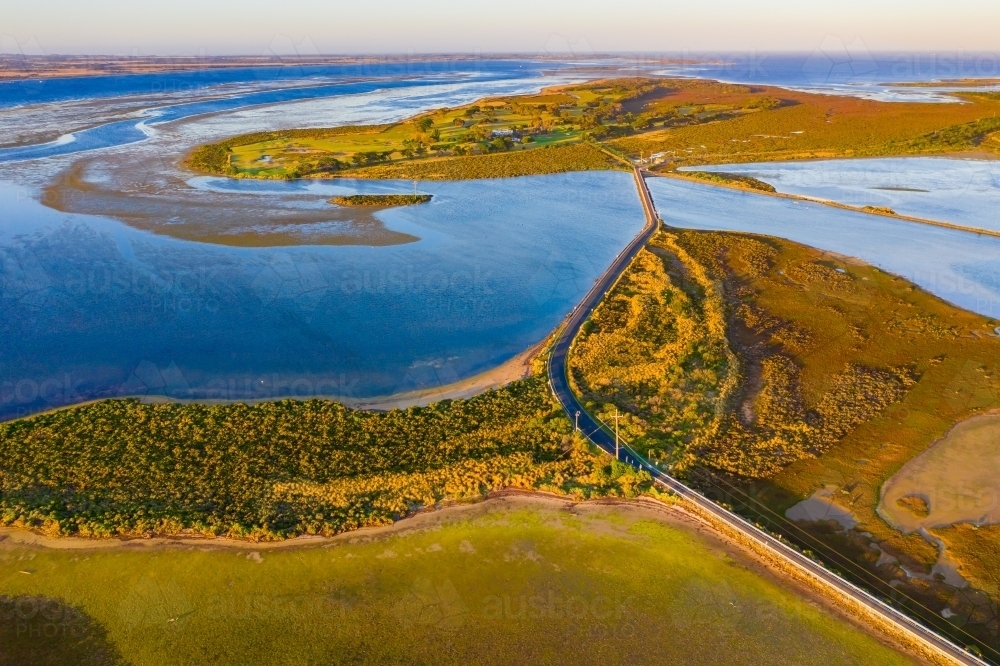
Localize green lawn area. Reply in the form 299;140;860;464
187;79;662;179
0;502;913;665
220;96;592;179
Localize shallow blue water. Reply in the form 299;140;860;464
658;52;1000;101
647;176;1000;318
0;171;645;420
0;64;544;162
7;53;997;109
0;59;543;108
684;157;1000;232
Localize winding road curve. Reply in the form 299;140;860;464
547;167;987;666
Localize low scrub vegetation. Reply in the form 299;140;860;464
569;230;916;478
893;115;1000;153
569;226;1000;649
0;378;650;541
569;234;735;469
862;205;896;215
610;82;1000;167
328;194;432;206
680;171;777;192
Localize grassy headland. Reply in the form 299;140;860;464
186;79;660;180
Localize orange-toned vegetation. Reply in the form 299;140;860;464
609;81;1000;166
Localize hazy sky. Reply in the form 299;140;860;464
3;0;999;56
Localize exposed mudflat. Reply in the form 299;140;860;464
879;412;1000;533
786;487;860;531
42;158;418;247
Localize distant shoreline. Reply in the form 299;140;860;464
0;55;495;81
0;54;694;82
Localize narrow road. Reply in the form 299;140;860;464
547;167;987;666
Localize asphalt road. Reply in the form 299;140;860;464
546;167;987;666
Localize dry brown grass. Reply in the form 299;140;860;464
608;81;1000;166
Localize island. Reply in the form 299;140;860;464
328;193;432;207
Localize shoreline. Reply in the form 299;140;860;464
0;492;670;552
0;55;521;82
0;339;541;425
338;341;541;410
136;340;541;412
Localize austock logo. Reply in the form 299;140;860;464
480;590;632;622
117;578;194;628
117;359;365;402
0;374;85;409
394;578;469;632
803;35;878;85
0;594;121;661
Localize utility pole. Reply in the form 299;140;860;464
614;408;620;460
575;410;580;432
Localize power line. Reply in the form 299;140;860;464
590;416;996;659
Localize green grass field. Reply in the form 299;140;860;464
0;501;913;666
186;79;658;180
